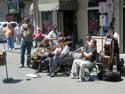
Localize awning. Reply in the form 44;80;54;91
38;0;77;11
38;0;59;11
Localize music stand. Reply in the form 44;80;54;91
2;42;13;83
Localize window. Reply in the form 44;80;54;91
41;11;52;34
88;0;99;36
88;10;99;36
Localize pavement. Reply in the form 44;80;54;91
1;43;125;94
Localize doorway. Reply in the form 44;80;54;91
63;11;78;48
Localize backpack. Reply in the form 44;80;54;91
103;71;122;82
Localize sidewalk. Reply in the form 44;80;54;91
1;42;125;94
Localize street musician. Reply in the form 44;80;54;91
70;39;97;82
34;37;70;75
104;26;120;71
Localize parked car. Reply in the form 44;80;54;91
0;21;19;42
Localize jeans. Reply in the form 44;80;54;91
6;37;14;49
20;41;32;66
50;55;66;74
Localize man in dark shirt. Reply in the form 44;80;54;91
70;39;97;81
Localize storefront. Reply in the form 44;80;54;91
31;0;125;52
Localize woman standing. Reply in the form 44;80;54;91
3;23;14;50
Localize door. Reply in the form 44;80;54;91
63;11;77;48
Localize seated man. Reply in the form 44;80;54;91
35;37;70;75
33;38;51;72
49;37;70;77
70;39;97;81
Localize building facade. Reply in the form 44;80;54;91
1;0;124;52
73;0;125;53
0;0;32;22
30;0;125;53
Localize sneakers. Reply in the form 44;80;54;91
70;74;79;79
50;72;57;77
19;65;24;68
78;77;86;82
70;74;75;79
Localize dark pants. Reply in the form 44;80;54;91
49;55;68;76
37;56;51;72
20;41;32;66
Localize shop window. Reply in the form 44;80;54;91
88;10;99;36
88;0;98;7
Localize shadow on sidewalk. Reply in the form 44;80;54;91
3;79;22;84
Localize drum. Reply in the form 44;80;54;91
0;51;6;66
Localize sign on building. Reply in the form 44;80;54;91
99;2;106;14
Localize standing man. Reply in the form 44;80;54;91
19;18;34;68
105;26;120;72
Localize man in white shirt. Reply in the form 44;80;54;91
45;25;60;45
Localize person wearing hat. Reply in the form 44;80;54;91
48;37;70;77
34;37;70;76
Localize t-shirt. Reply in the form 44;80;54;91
20;24;33;42
85;47;97;62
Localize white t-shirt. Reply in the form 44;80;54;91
113;32;119;44
47;30;57;39
61;45;70;56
